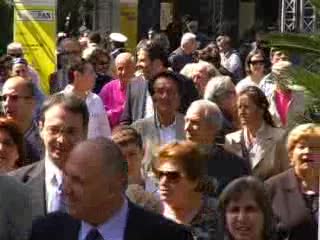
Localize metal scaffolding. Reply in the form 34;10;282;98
280;0;317;33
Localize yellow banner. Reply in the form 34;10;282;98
14;3;56;95
120;0;138;52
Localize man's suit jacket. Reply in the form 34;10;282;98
265;169;317;240
131;112;186;173
224;124;289;180
120;76;148;125
0;175;32;240
10;161;46;219
30;201;193;240
206;145;251;196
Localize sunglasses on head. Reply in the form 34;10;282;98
154;170;182;182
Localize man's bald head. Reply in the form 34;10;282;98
3;76;35;97
115;52;135;83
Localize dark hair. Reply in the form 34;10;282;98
0;55;13;80
40;93;89;129
148;70;183;98
87;48;111;69
218;176;276;240
153;141;215;193
112;125;143;150
198;43;221;68
239;86;276;127
0;117;25;168
245;49;266;75
68;59;92;83
88;31;101;44
139;40;170;68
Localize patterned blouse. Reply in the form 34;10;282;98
187;196;222;240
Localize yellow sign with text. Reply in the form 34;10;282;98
14;4;56;94
120;1;138;51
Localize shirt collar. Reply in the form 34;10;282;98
80;198;129;240
63;84;93;101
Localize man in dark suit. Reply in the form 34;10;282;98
0;175;32;240
185;100;250;196
120;40;198;125
30;138;193;240
10;93;89;219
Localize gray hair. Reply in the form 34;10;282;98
181;33;196;47
196;60;220;78
204;76;235;104
187;99;223;131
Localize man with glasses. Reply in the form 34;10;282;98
2;76;42;164
10;93;89;219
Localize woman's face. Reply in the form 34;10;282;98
249;54;265;77
237;94;262;127
156;160;198;206
95;55;110;75
12;63;29;80
291;136;320;180
226;191;264;240
0;129;19;172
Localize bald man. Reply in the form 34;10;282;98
2;76;42;163
30;138;193;240
99;52;135;128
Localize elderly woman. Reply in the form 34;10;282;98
236;49;267;93
224;86;288;180
204;76;239;144
266;123;320;240
0;117;25;172
219;176;278;240
153;141;222;240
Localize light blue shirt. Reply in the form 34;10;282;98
78;198;129;240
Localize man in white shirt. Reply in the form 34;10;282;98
62;59;111;138
30;138;193;240
10;93;89;218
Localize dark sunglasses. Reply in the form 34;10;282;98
154;170;182;182
249;60;265;65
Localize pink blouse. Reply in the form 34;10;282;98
275;90;292;126
99;79;127;129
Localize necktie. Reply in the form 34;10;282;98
85;228;103;240
51;175;66;212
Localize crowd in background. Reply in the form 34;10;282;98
0;17;318;240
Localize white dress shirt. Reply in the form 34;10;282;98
45;155;63;213
159;120;177;145
63;85;111;139
144;91;154;119
78;198;129;240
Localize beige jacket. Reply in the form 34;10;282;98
224;123;289;180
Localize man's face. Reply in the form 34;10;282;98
63;144;123;223
116;58;135;83
184;108;215;144
136;50;153;79
75;63;96;92
40;104;86;169
192;66;210;96
271;51;288;65
7;49;23;58
2;81;35;122
152;77;180;117
60;41;82;67
12;64;29;80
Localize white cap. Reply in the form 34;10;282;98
109;33;128;43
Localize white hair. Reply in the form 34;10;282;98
196;60;220;78
187;99;223;131
181;33;196;47
180;63;198;79
7;42;23;52
204;76;234;103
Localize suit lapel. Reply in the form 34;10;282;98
175;113;186;140
27;161;46;218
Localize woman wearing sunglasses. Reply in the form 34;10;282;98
152;141;222;240
236;49;267;93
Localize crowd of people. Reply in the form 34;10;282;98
0;25;318;240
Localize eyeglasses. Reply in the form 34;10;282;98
154;170;182;182
0;94;33;102
249;60;265;65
